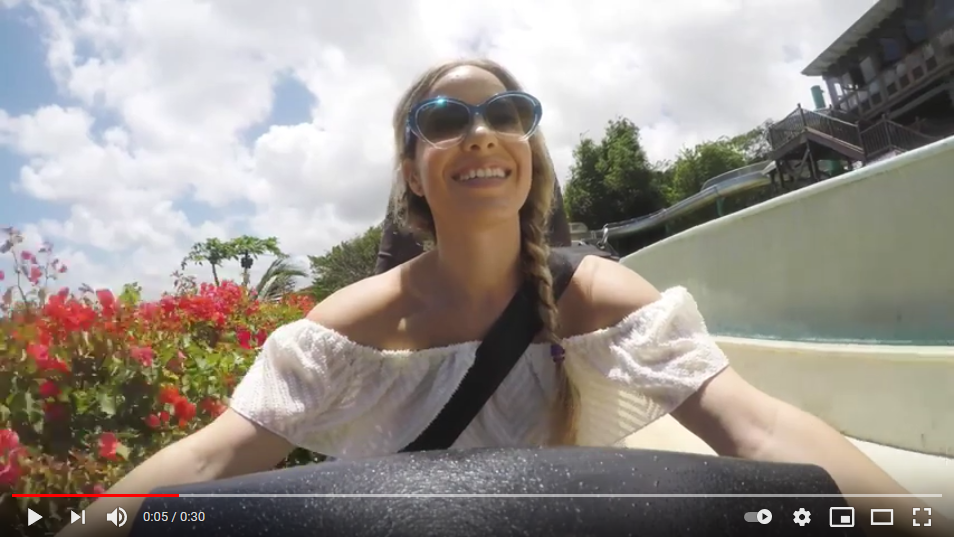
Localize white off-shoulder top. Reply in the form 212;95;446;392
229;286;728;460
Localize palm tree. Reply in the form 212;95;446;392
255;257;307;302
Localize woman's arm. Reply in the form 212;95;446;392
56;410;294;537
672;369;951;536
572;257;950;537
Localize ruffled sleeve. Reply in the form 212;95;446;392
227;319;481;458
563;286;729;447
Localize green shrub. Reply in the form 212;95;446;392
0;227;318;534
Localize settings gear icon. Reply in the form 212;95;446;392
793;508;811;526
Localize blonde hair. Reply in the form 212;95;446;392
390;59;580;445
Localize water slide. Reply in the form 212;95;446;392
599;160;775;241
617;135;954;517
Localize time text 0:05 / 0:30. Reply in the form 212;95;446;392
141;511;206;523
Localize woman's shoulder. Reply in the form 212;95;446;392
557;254;666;337
304;270;411;351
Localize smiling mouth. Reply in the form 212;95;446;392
452;167;513;182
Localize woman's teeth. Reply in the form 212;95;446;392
454;167;509;181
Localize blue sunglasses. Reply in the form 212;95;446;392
404;91;542;153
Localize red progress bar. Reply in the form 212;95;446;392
12;494;179;498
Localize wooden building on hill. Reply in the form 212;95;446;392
768;0;953;184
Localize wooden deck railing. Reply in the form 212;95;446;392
768;106;863;149
860;118;937;160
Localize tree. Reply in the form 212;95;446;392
563;118;667;250
255;257;308;302
661;139;747;232
307;225;383;301
181;236;283;286
666;139;747;205
563;137;610;230
728;120;774;165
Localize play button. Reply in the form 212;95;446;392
27;508;42;526
757;509;773;524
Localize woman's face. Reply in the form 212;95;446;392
404;66;534;231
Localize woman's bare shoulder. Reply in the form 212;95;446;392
305;270;409;349
557;255;663;336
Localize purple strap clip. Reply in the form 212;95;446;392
550;343;566;364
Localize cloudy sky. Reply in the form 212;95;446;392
1;0;876;299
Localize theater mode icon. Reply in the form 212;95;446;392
870;508;893;526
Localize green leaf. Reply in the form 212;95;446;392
98;393;117;416
74;393;91;414
23;390;35;415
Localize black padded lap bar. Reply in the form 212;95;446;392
128;448;865;537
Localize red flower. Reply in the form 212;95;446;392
144;414;161;429
159;411;170;424
0;430;22;486
87;483;106;495
158;385;180;405
20;251;33;261
58;264;67;273
96;289;116;316
38;380;60;399
173;398;196;426
255;329;268;347
26;343;49;362
28;265;43;284
0;429;19;456
129;346;155;367
98;432;119;460
57;287;70;298
200;398;226;418
236;329;252;349
0;269;4;281
28;343;69;373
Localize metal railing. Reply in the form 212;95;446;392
860;118;937;160
768;106;863;150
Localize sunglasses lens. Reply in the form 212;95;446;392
415;99;471;146
485;94;538;138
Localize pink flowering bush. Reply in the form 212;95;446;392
0;227;317;534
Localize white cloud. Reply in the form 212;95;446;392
1;0;875;299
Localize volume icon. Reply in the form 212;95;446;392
106;507;127;527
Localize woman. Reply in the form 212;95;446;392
61;59;944;536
